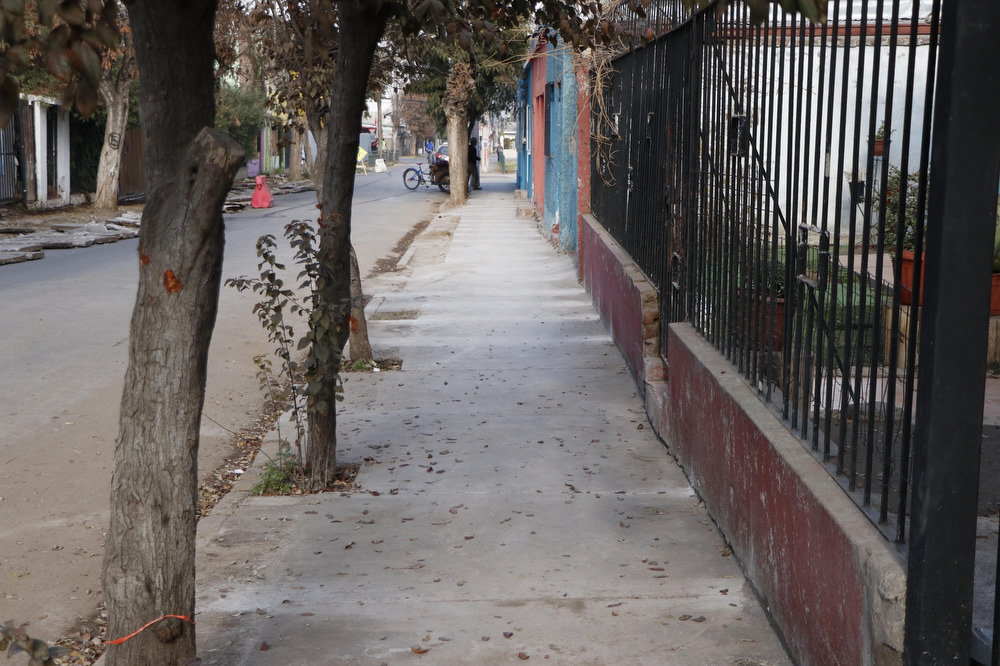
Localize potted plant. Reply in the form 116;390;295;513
872;123;889;158
877;166;1000;313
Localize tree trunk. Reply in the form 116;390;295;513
101;3;243;665
302;88;372;367
443;62;474;207
305;103;326;199
348;245;373;362
307;1;390;488
95;41;135;212
304;131;315;176
447;111;469;206
288;125;302;180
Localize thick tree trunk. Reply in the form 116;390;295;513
443;63;474;207
95;43;135;212
307;1;390;487
447;111;469;206
101;3;243;665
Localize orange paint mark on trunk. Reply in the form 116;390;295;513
163;270;182;293
349;316;358;332
139;246;150;266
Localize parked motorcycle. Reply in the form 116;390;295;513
429;158;451;193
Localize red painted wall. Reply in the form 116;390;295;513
666;326;869;665
579;215;646;384
531;53;546;216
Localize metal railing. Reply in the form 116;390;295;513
592;0;940;544
589;1;1000;661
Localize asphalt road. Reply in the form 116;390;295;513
0;162;444;638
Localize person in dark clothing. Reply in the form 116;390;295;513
468;137;481;190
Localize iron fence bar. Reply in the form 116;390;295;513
826;0;851;470
815;8;838;459
840;0;868;493
801;16;823;444
896;0;941;545
858;0;887;510
775;9;794;419
904;0;1000;659
762;8;782;402
813;229;831;450
692;11;714;334
792;222;808;432
789;18;810;432
874;0;903;526
884;0;926;540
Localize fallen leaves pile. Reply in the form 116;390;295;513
49;604;106;665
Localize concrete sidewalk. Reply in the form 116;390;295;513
193;174;792;665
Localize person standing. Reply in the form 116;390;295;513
425;139;434;162
468;137;481;190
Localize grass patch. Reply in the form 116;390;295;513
252;444;299;495
370;310;419;321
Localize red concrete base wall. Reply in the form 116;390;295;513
579;214;662;388
665;324;906;666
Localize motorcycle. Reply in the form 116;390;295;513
429;158;451;193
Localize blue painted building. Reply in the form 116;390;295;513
517;37;584;255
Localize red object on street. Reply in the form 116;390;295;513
251;175;273;208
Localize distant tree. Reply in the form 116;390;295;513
94;24;135;212
409;32;525;205
399;94;436;153
215;82;269;162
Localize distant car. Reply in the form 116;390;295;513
434;144;449;162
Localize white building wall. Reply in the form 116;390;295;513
56;109;70;202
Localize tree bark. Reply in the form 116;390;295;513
304;130;315;175
447;110;469;206
305;104;326;199
348;245;373;362
288;124;302;180
300;77;372;368
443;62;474;206
307;0;390;487
95;37;135;212
101;3;243;665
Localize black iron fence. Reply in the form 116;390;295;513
0;104;25;204
593;0;940;545
592;0;1000;661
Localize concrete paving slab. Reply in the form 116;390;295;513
0;250;43;264
193;184;792;665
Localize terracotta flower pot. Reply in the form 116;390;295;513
898;251;1000;314
898;250;923;306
